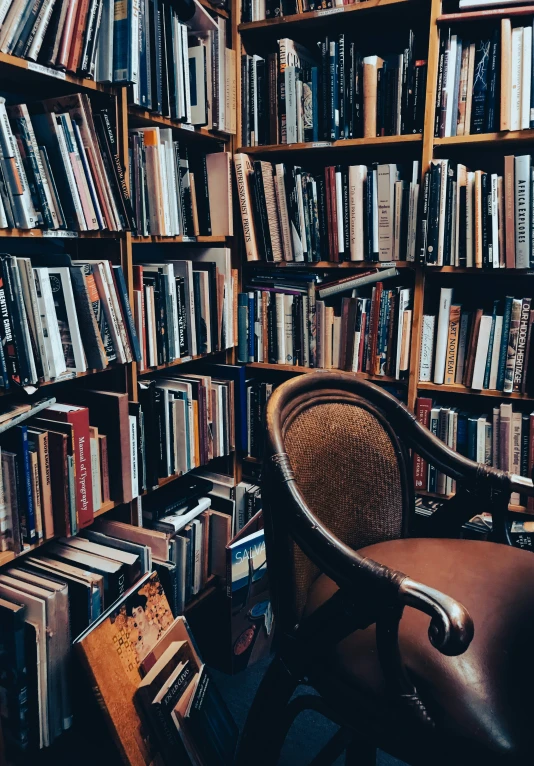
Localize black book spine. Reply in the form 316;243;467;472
176;277;189;356
426;163;441;264
251;163;271;261
241;55;249;147
99;109;136;230
384;66;394;137
268;295;277;363
159;4;170;117
152;385;166;481
0;258;29;386
164;5;177;119
347;42;355;139
412;61;427;133
485;29;499;132
354;53;363;138
442;166;455;266
150;0;163;114
364;170;373;260
434;32;446;138
338;34;346;139
376;65;385;137
193;272;207;355
256;59;267;145
481;172;489;267
471;38;490;134
317;174;328;261
321;38;330;141
292;295;301;366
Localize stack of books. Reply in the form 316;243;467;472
414;398;534;505
75;589;238;765
418;155;534;269
241;33;425;146
0;95;133;232
420;288;534;394
129;145;233;238
0;255;140;390
131;249;236;369
137;371;236;492
0;525;153;752
234;155;420;263
238;271;412;377
130;4;236;134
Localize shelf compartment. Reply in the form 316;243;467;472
434;130;534;147
418;382;534;401
239;134;422;155
137;351;224;375
246;362;406;384
128;107;230;143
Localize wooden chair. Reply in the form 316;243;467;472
236;371;534;766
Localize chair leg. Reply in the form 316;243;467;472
236;654;298;766
345;737;376;766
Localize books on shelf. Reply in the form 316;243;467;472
132;249;236;370
0;254;139;391
417;155;534;269
137;370;235;493
421;287;534;395
414;397;534;505
238;273;412;378
129;141;233;238
241;34;426;146
234;155;420;263
0;95;134;232
128;2;236;134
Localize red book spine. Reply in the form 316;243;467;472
367;282;382;374
413;398;432;490
324;166;334;262
45;407;94;527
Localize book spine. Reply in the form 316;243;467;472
504;299;522;393
515;155;531;268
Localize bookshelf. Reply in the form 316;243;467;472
233;0;534;509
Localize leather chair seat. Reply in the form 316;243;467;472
303;538;534;764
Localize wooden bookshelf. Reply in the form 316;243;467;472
248;260;415;269
418;382;534;401
0;229;123;239
127;106;231;143
247;362;406;384
239;134;422;155
434;130;534;147
0;52;113;94
131;235;228;244
239;0;418;31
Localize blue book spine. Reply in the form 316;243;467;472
456;412;468;456
17;426;35;545
483;301;499;389
428;410;439;492
496;296;514;391
237;293;248;364
311;67;319;142
248;293;255;362
467;417;478;461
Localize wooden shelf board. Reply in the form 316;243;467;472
0;228;122;239
418;490;533;516
246;362;405;384
239;134;422;154
0;502;117;568
434;130;534;146
197;0;229;16
418;382;534;400
137;352;218;375
438;6;534;23
239;0;417;31
427;266;534;274
127;107;230;142
248;260;414;268
132;235;229;244
0;52;112;93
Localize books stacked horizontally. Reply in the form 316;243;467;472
241;34;425;146
75;587;238;766
414;398;534;506
137;370;236;491
418;155;534;269
420;288;534;395
129;143;233;238
0;528;152;753
434;27;500;138
0;255;140;390
131;3;236;134
238;270;412;378
0;95;134;232
132;250;235;370
234;155;420;263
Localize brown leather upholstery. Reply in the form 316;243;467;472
303;537;534;762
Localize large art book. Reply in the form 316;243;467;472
225;511;273;673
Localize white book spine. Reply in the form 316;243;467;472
372;168;379;254
396;288;410;379
466;171;474;267
511;27;523;131
129;415;138;500
335;169;344;256
445;35;457;137
436;159;449;266
56;269;87;373
274;166;293;262
295;172;307;259
522;25;532;129
489;315;503;389
476;417;487;463
419;315;435;382
349;165;365;261
491;174;499;268
377;164;394;261
33;267;66;379
90;437;101;512
515;154;531;268
284;294;294;364
285;67;297;145
433;287;453;384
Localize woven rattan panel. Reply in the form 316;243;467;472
284;402;404;622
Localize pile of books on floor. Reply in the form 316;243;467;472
130;3;235;134
0;95;134;232
131;249;236;369
421;287;534;394
415;398;534;507
129;145;233;238
137;370;236;490
418;155;534;269
234;155;420;263
238;270;412;376
0;527;154;752
0;254;140;389
0;391;139;551
76;587;239;765
241;33;425;145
